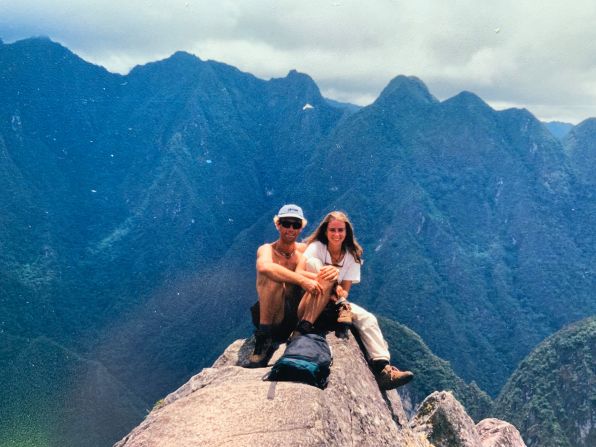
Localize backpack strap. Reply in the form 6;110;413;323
267;380;277;400
261;372;277;399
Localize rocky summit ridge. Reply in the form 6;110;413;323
115;335;526;447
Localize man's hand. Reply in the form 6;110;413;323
301;277;324;296
318;265;339;282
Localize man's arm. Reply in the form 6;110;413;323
256;245;322;295
296;252;340;282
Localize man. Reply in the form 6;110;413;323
249;204;413;390
249;204;338;367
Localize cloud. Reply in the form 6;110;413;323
1;0;595;122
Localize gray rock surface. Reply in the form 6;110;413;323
410;391;482;447
409;392;527;447
115;334;428;446
115;336;524;447
476;418;527;447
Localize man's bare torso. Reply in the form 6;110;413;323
255;241;306;287
271;241;305;270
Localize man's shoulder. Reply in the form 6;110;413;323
257;242;273;254
257;241;305;255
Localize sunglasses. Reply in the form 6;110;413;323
279;220;302;229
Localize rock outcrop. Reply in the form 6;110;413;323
476;419;526;447
410;392;526;447
410;391;482;446
115;335;526;447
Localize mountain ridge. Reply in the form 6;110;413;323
1;36;595;447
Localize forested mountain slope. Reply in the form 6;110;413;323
1;37;594;446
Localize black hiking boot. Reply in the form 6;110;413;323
247;330;274;368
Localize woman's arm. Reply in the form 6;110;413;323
336;280;352;300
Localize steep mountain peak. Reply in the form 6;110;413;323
268;69;325;105
0;36;112;80
169;50;204;63
498;107;555;139
499;106;534;119
563;117;596;149
443;90;493;113
129;50;205;76
375;75;438;107
6;36;75;58
286;68;311;79
280;69;320;91
12;35;55;45
571;116;596;133
563;117;596;183
116;335;525;446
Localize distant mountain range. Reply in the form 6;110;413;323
1;37;594;446
543;121;574;140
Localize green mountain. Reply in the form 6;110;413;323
378;316;493;421
564;118;596;186
0;37;345;446
0;334;146;447
493;316;595;447
295;77;594;395
1;37;596;446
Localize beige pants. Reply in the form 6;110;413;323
306;258;391;362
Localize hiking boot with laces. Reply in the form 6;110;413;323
337;302;352;324
376;365;414;390
247;330;274;368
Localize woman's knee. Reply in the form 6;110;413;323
306;257;323;273
352;305;378;328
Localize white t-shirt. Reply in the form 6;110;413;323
303;240;361;284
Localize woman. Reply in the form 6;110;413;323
297;211;361;330
295;211;414;390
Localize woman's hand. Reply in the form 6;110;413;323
336;285;348;300
318;265;339;282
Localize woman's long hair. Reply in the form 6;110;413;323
304;211;363;263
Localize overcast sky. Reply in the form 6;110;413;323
1;0;595;123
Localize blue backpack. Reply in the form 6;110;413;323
266;333;332;389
